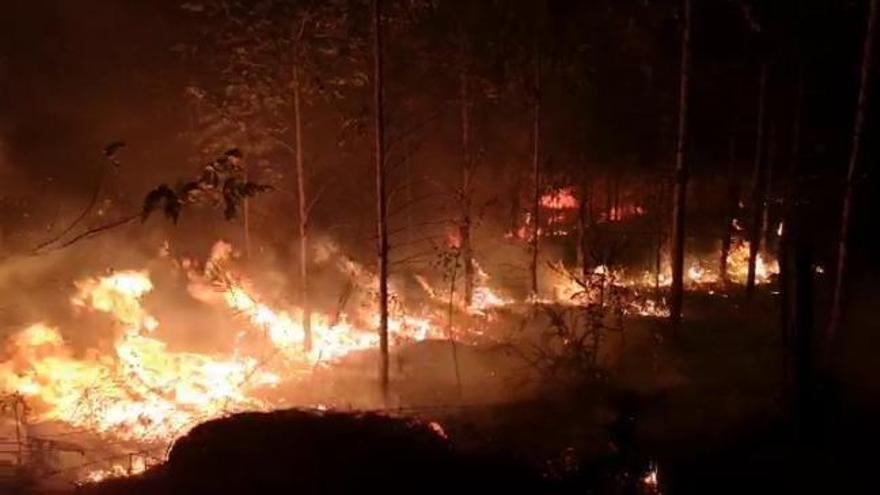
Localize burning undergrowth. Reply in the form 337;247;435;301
0;221;777;485
0;238;524;484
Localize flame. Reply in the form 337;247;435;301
0;243;462;482
540;187;578;210
0;234;778;483
1;271;274;446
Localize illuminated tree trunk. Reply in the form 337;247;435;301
828;0;878;344
293;63;312;353
578;167;592;282
720;137;740;285
459;69;475;307
669;0;691;328
373;0;390;404
746;62;768;298
760;128;775;256
655;180;666;295
530;35;542;297
243;165;252;259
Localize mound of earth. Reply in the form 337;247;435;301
82;408;540;495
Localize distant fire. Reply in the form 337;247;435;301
540;187;578;210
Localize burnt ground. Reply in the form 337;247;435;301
23;286;880;494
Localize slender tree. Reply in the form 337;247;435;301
530;12;542;298
746;62;769;298
669;0;692;328
293;59;312;352
373;0;390;404
760;126;776;257
720;137;741;285
243;163;252;259
459;52;475;307
827;0;879;344
780;65;804;404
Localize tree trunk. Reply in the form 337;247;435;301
669;0;691;328
828;0;879;345
403;140;414;303
372;0;390;404
293;64;312;353
746;62;768;298
578;167;591;282
530;32;542;297
446;254;464;400
780;67;804;407
760;126;776;257
655;180;666;296
790;203;815;437
720;137;740;286
243;164;252;259
459;69;475;307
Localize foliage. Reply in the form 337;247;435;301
179;0;372;160
142;149;271;223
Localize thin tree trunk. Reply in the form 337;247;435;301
459;69;475;307
781;66;804;407
746;62;768;298
669;0;691;328
372;0;390;404
655;180;665;296
791;205;815;437
403;140;413;303
720;137;740;286
293;64;312;353
243;165;252;259
530;31;542;297
578;165;591;282
760;126;776;257
446;255;464;400
828;0;879;345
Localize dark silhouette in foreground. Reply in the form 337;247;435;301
80;409;541;495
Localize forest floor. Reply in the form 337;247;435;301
19;287;880;494
426;288;880;493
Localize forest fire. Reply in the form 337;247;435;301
0;233;777;482
2;0;877;492
0;243;458;482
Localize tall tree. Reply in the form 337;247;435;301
746;62;769;298
530;4;543;297
780;65;804;405
373;0;390;404
459;37;475;307
293;32;311;352
669;0;692;328
720;137;741;285
827;0;879;344
181;0;364;352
